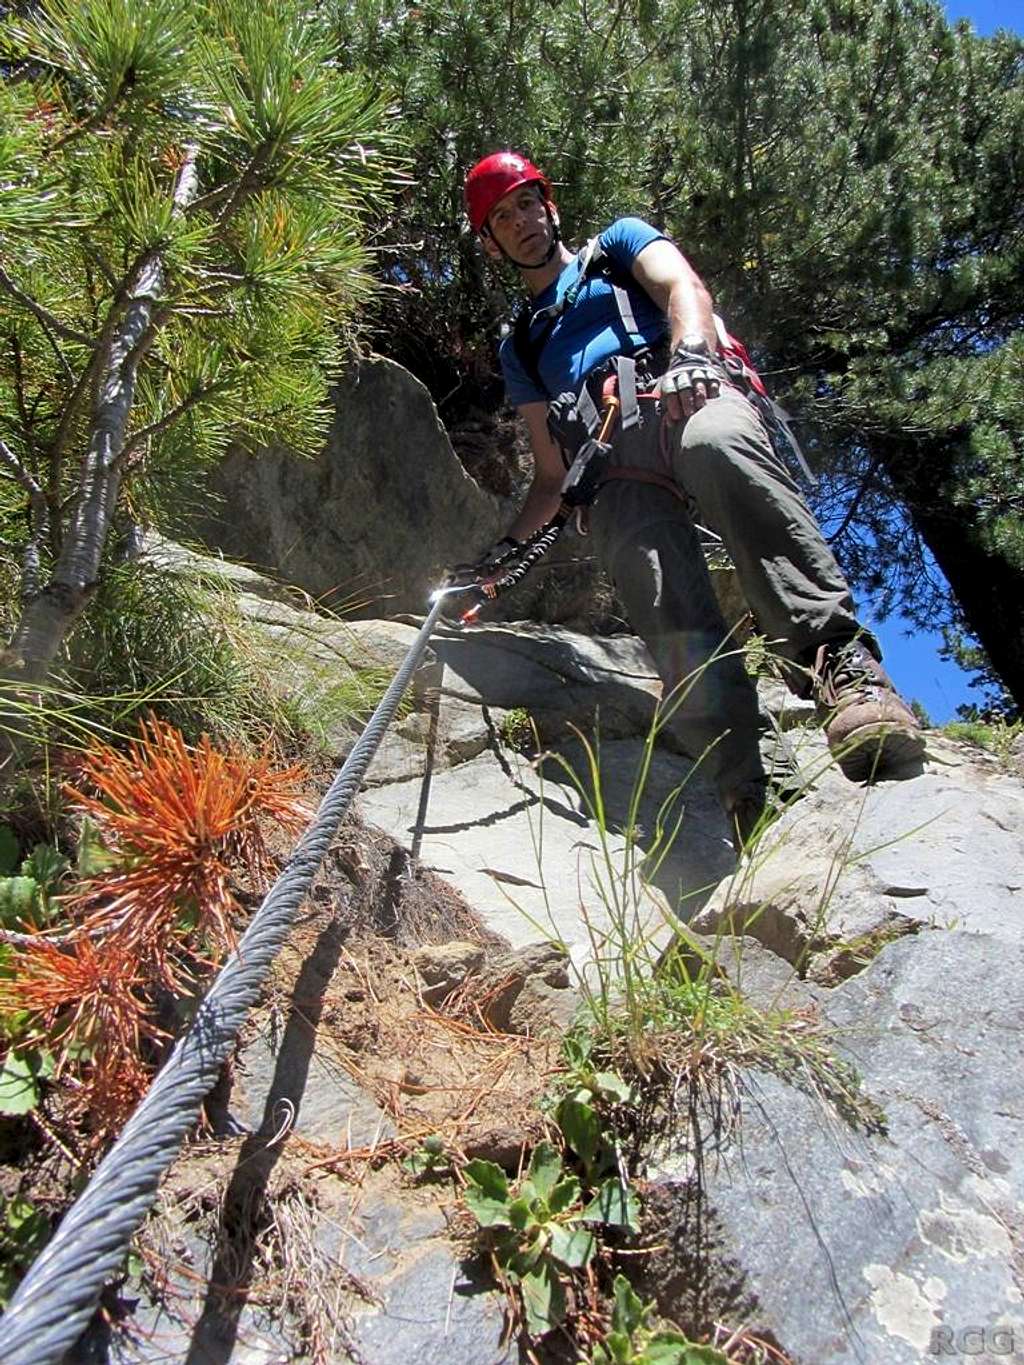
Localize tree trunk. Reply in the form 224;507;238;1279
0;154;199;777
0;283;147;777
877;431;1024;710
6;269;154;684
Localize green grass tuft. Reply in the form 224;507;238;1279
940;717;1022;763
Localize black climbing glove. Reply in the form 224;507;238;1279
448;536;522;585
658;334;721;420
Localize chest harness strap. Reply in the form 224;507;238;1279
515;236;813;487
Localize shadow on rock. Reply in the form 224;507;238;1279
183;914;349;1365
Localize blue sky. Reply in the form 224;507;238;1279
853;0;1019;721
867;610;968;723
946;0;1021;34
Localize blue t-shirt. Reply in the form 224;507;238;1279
499;217;669;407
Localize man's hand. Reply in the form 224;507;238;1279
448;536;522;586
658;335;721;424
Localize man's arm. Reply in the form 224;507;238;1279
631;238;719;422
504;401;567;541
460;404;562;578
631;238;716;351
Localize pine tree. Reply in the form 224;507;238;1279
327;0;664;401
0;0;401;729
650;0;1024;703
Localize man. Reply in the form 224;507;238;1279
462;150;924;849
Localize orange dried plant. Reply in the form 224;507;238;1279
63;717;311;965
0;930;160;1138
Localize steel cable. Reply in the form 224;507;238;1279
0;598;445;1365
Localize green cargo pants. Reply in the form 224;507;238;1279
588;385;864;805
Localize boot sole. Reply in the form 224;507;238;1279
832;723;927;783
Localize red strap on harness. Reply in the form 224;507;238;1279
599;466;689;504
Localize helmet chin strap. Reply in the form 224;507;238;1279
493;204;562;271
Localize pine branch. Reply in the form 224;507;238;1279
120;309;169;375
10;335;38;468
51;149;200;606
0;439;50;602
827;452;886;548
0;265;97;351
116;383;225;470
215;142;275;226
0;439;43;500
87;248;121;293
47;354;100;523
83;253;164;415
173;145;200;213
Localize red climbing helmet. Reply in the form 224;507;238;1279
464;151;552;234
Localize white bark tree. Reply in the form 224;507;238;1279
0;0;402;759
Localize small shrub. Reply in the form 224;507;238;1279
0;718;311;1145
0;932;157;1131
499;707;534;752
63;715;309;964
591;1274;727;1364
463;1140;638;1337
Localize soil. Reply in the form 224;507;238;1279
259;844;559;1161
109;805;562;1362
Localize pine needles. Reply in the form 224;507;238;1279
65;716;309;964
0;716;310;1146
0;932;158;1135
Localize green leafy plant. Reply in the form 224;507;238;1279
591;1275;727;1364
0;877;42;929
0;1047;55;1117
499;708;534;753
401;1133;449;1178
0;826;68;928
462;1140;639;1336
554;1034;634;1184
0;1194;51;1307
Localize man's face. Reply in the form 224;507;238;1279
482;184;555;265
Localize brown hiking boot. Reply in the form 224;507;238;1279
811;639;925;781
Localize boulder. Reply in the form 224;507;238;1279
189;354;755;634
644;929;1024;1364
100;537;1024;1365
692;729;1024;975
192;356;507;617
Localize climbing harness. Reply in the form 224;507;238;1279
433;384;624;626
512;234;814;485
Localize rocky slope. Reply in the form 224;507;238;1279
94;536;1024;1365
